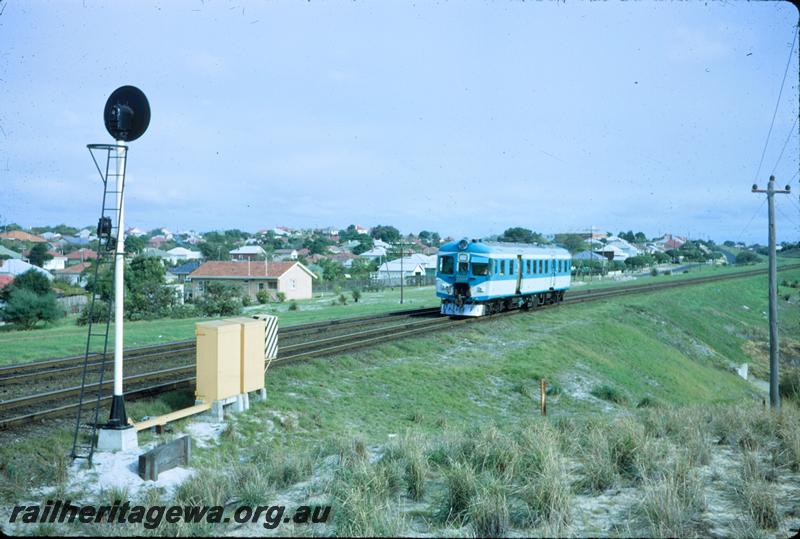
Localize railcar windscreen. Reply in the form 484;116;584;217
439;255;455;274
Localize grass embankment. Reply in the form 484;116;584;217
2;269;800;537
1;258;793;365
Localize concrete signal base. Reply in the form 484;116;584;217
198;389;267;423
97;426;139;452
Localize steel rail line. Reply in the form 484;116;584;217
0;306;440;381
1;264;798;429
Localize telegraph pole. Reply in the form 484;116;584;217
399;238;404;304
752;175;792;409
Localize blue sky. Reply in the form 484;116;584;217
1;0;798;243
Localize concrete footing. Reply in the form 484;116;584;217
97;426;139;452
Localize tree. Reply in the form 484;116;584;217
351;236;374;255
194;282;243;316
1;288;61;328
1;269;52;301
338;225;360;242
723;240;736;247
28;243;53;268
554;233;588;254
125;235;145;254
370;225;401;243
124;256;176;320
653;251;670;264
317;258;343;281
498;227;546;244
735;251;761;265
634;232;647;243
304;234;332;255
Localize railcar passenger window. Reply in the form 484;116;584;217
458;261;469;273
472;262;488;276
545;260;549;273
439;256;454;275
499;261;505;275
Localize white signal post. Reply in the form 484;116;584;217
113;141;126;400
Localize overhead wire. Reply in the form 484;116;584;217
770;115;798;176
752;25;798;184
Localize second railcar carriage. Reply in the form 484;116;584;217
436;239;571;316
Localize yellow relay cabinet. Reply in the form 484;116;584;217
195;321;241;402
225;317;267;393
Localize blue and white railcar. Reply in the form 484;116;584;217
436;239;572;316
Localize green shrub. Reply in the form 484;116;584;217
351;289;362;303
651;268;658;277
338;293;348;305
276;292;286;303
288;301;298;311
76;300;110;326
664;270;672;275
169;303;197;319
241;294;252;307
256;290;269;304
590;384;628;405
2;288;62;328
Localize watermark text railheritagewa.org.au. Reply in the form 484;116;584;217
9;500;331;530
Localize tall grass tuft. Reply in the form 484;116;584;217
438;461;478;524
637;456;705;538
590;384;628;405
468;476;510;538
735;451;781;530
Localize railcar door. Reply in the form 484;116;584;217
515;254;523;295
550;257;557;288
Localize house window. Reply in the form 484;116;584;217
268;281;278;290
258;283;265;291
290;279;296;290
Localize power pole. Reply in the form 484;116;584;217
399;238;404;304
752;175;792;409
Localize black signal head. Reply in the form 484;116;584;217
104;85;150;142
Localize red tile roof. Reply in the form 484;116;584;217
189;261;296;279
57;262;91;274
66;248;98;260
0;230;47;242
0;275;13;290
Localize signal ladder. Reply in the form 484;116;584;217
70;144;127;464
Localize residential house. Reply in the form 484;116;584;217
273;248;298;261
126;227;146;237
54;262;91;286
359;246;387;260
0;230;47;243
164;247;203;264
595;244;629;262
21;248;68;271
330;252;357;268
573;251;608;262
0;258;53;279
65;248;98;265
372;258;426;285
142;248;169;261
355;225;369;235
229;245;266;261
0;245;22;260
187;261;317;301
148;235;168;248
167;260;202;284
40;231;61;241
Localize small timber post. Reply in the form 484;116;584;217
751;176;791;409
540;379;547;416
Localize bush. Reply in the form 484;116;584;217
241;295;252;307
194;282;243;317
276;292;286;303
352;289;361;303
590;384;628;405
1;288;62;329
338;293;348;305
288;301;298;311
664;270;672;276
77;300;110;326
736;251;761;265
169;303;197;319
650;268;658;277
256;290;269;304
779;368;800;403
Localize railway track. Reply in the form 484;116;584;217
1;264;797;430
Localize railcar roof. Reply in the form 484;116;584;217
439;240;570;257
